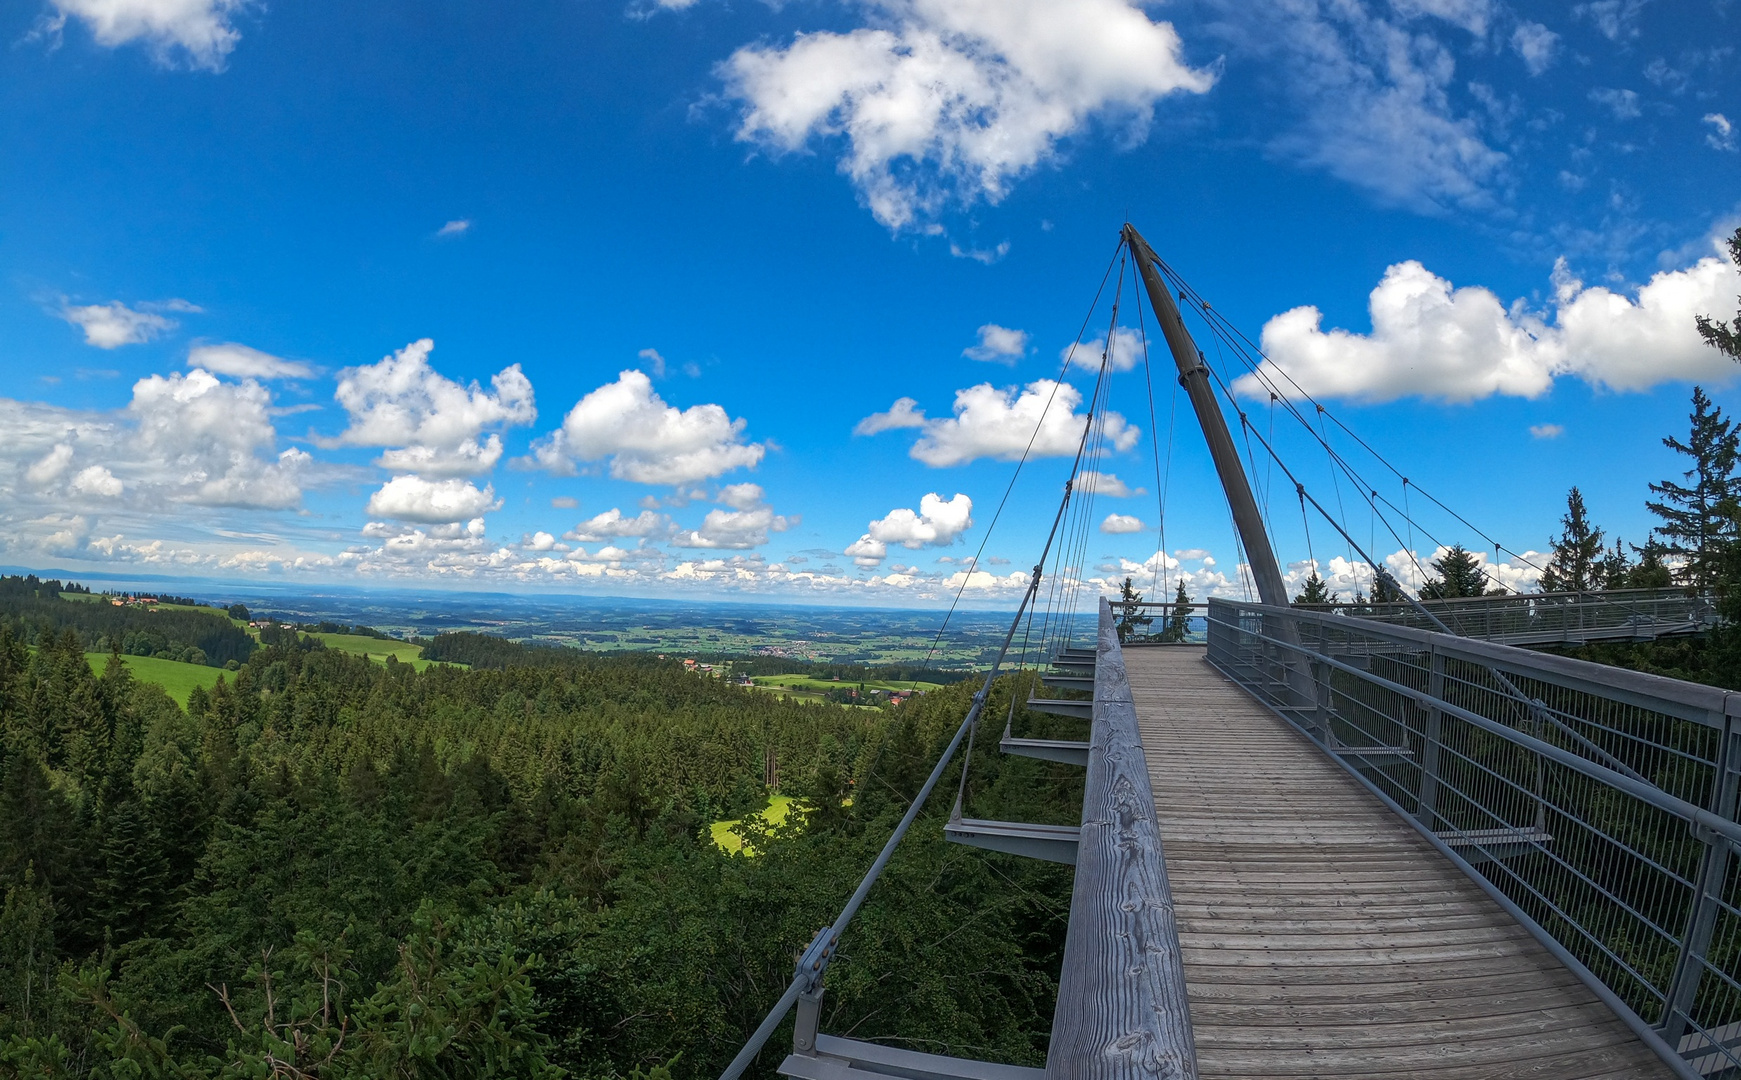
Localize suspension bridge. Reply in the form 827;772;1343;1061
718;225;1737;1080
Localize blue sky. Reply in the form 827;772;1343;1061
0;0;1737;605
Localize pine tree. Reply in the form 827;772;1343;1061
1114;578;1152;643
1628;536;1675;588
1696;227;1741;363
1158;581;1192;643
1647;386;1740;588
1421;544;1492;599
1540;487;1605;593
1596;538;1633;589
1293;571;1334;605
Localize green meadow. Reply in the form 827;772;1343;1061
82;652;227;707
306;632;452;671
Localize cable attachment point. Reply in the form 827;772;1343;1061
794;928;840;992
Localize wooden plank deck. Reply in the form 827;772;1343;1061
1125;644;1675;1080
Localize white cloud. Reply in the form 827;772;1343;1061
1238;0;1507;214
717;482;766;510
1589;87;1641;120
862;379;1138;467
25;444;76;487
188;342;313;379
1076;470;1138;497
69;465;123;498
855;397;927;436
1707;114;1737;152
59;301;177;348
638;347;669;378
551;495;579;509
672;488;795;550
528;369;765;484
1068;326;1146;372
721;0;1213;230
329;339;536;477
46;0;246;70
1240;235;1741;403
127;368;308;508
437;219;472;237
1509;22;1558;75
1388;0;1494;35
1573;0;1644;43
1101;513;1144;534
1529;423;1564;439
845;492;973;566
523;531;560;552
964;324;1027;363
365;476;501;523
0;368;311;512
564;508;671;542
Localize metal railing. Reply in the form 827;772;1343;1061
1312;587;1716;646
1205;597;1741;1079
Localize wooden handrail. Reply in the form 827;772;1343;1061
1045;599;1197;1079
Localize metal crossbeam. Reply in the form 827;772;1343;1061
943;818;1080;864
998;736;1091;766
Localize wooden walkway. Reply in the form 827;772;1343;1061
1125;645;1675;1080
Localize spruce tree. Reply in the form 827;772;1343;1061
1696;227;1741;363
1421;544;1492;599
1628;536;1675;588
1646;386;1740;589
1159;580;1192;642
1114;577;1152;643
1540;487;1605;593
1293;571;1334;605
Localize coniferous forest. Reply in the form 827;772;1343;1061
0;593;1083;1079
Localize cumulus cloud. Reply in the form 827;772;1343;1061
0;367;311;512
128;368;309;508
671;487;794;550
1101;512;1144;534
329;339;536;477
964;324;1028;362
364;475;501;523
564;508;671;543
844;492;973;567
860;380;1137;467
188;342;313;380
44;0;246;70
1509;21;1558;74
1076;470;1138;497
1530;423;1564;439
1707;114;1737;152
528;369;765;484
69;465;123;498
59;301;179;348
1240;234;1741;403
721;0;1213;230
1574;0;1644;43
1068;326;1146;372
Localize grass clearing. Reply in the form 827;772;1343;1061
308;632;460;671
751;673;943;694
710;794;797;855
83;653;226;707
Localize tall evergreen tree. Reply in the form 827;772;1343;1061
1114;578;1152;643
1646;386;1740;588
1421;545;1492;600
1158;581;1192;643
1541;487;1606;592
1293;572;1334;605
1696;227;1741;363
1628;536;1675;588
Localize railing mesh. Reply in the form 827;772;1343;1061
1206;599;1741;1076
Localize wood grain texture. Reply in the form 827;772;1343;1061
1045;603;1197;1080
1126;644;1676;1080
